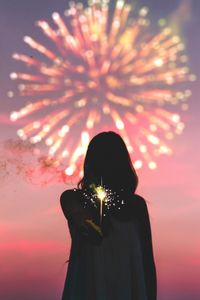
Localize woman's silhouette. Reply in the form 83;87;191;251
60;131;157;300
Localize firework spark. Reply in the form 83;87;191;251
9;0;195;180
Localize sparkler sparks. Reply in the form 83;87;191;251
82;183;125;225
9;0;195;180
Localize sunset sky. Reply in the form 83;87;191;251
0;0;200;299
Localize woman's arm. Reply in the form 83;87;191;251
60;189;103;242
138;196;157;300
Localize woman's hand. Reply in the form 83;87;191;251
85;219;103;237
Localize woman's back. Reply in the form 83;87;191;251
60;189;156;300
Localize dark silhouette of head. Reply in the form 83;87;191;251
78;131;138;193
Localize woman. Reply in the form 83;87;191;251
60;131;157;300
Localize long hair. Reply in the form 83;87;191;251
78;131;138;193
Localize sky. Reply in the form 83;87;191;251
0;0;200;299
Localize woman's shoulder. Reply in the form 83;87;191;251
131;193;146;203
130;193;148;213
60;188;80;197
60;188;81;205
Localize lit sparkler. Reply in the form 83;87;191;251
9;0;195;180
95;185;107;226
83;182;125;226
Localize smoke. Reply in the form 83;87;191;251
0;138;74;187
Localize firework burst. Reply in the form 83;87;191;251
9;0;195;180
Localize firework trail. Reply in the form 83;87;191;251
9;0;195;181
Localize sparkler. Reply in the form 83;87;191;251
95;180;107;226
8;0;195;181
83;181;125;226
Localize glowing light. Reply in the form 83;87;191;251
65;165;75;176
95;186;107;201
33;121;41;129
148;161;157;170
95;185;107;226
148;135;160;145
134;160;143;169
9;0;195;179
7;91;14;98
45;137;53;146
172;114;180;123
81;131;90;147
154;58;164;67
139;145;147;153
116;120;124;130
30;135;41;144
10;111;18;121
62;149;69;158
17;129;24;137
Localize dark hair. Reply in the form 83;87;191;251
77;131;138;193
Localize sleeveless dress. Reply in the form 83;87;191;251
60;189;157;300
